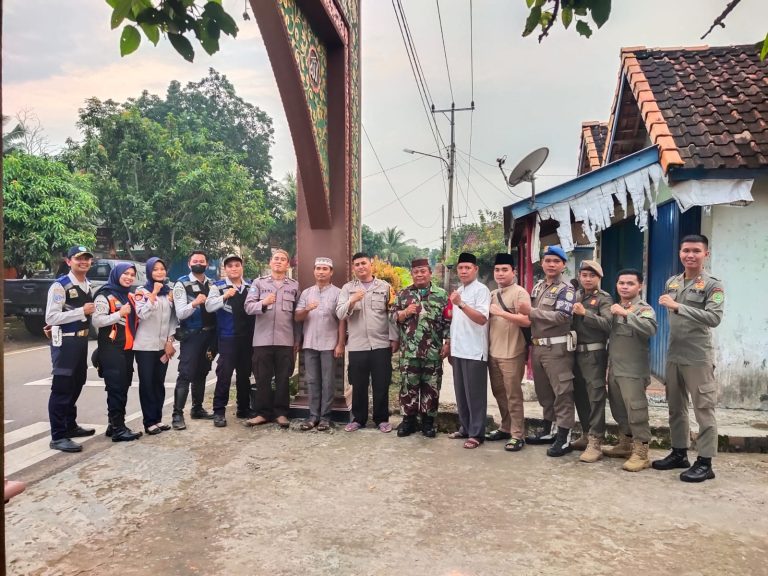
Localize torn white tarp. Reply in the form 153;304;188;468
531;216;542;263
536;163;663;251
670;179;754;212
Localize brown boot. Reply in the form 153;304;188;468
602;434;632;458
622;441;651;472
569;432;589;451
579;435;604;463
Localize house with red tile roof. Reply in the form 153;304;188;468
503;44;768;409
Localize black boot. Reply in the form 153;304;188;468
172;387;189;430
547;427;573;457
526;420;555;445
105;424;113;437
397;415;417;437
190;378;213;419
421;415;436;438
652;447;690;470
680;456;716;483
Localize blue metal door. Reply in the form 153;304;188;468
600;218;644;301
648;201;701;379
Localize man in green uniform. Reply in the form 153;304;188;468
571;260;613;462
602;269;657;471
518;245;576;457
393;259;451;437
653;234;724;483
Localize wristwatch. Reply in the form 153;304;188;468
459;302;466;309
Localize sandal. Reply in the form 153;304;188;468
504;438;525;452
448;431;468;440
299;420;316;431
245;416;269;427
276;416;290;429
463;438;482;449
485;429;512;441
157;423;171;431
316;420;330;431
144;425;162;435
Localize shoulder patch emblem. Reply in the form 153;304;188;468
711;289;724;304
565;291;574;302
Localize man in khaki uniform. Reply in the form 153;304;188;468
518;245;576;457
653;234;724;483
486;253;531;452
571;260;613;462
602;269;657;471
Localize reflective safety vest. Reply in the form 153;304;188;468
97;294;137;350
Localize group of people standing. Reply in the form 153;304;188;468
44;235;724;484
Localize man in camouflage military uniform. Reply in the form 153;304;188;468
518;245;577;457
570;260;613;462
393;259;451;438
654;234;724;483
602;269;657;471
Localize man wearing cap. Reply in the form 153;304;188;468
205;254;256;427
171;250;217;430
517;245;577;457
486;253;531;452
295;257;346;431
337;252;399;433
570;259;614;462
393;258;451;438
653;234;724;483
45;246;97;452
245;249;301;428
448;252;491;449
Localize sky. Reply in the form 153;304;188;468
3;0;767;249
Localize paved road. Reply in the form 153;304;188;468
3;338;198;476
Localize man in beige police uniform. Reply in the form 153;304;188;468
602;269;657;471
518;245;576;457
571;260;613;462
486;253;531;452
653;234;724;483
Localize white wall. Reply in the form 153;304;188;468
704;177;768;409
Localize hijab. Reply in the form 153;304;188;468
95;262;138;338
144;257;171;295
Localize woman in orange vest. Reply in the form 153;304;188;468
92;262;143;442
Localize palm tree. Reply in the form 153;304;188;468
379;226;416;265
2;115;25;154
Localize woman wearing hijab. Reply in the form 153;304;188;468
92;263;143;442
134;257;177;435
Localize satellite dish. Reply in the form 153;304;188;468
507;147;549;205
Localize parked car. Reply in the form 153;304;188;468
4;259;146;337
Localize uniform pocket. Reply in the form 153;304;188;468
281;292;296;312
686;293;705;303
615;323;633;337
696;381;717;409
371;293;387;311
629;398;649;423
556;371;574;395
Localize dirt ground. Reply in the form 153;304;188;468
5;417;768;576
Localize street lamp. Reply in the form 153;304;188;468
403;147;454;291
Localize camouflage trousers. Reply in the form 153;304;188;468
399;358;443;417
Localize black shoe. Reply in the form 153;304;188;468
190;408;214;420
112;427;142;442
680;457;716;483
526;420;556;445
213;414;227;428
105;425;113;438
485;429;512;441
50;438;83;452
652;448;690;470
172;413;187;430
421;415;436;438
547;427;573;457
397;416;417;437
66;425;96;438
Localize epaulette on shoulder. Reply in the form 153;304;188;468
214;279;228;287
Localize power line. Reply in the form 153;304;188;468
362;153;429;180
435;0;454;102
364;169;444;217
362;124;441;229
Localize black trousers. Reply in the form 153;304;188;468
174;330;214;411
213;336;253;415
348;347;392;426
99;344;135;428
251;345;295;419
48;336;89;440
136;350;169;428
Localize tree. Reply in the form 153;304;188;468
451;210;506;279
259;173;297;261
2;116;25;155
378;226;418;266
361;224;385;257
66;92;272;263
3;153;98;276
523;0;768;59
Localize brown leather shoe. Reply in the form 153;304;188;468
245;415;270;427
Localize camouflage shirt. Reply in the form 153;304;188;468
393;284;451;362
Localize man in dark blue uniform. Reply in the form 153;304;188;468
205;254;256;427
45;246;97;452
171;251;217;430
